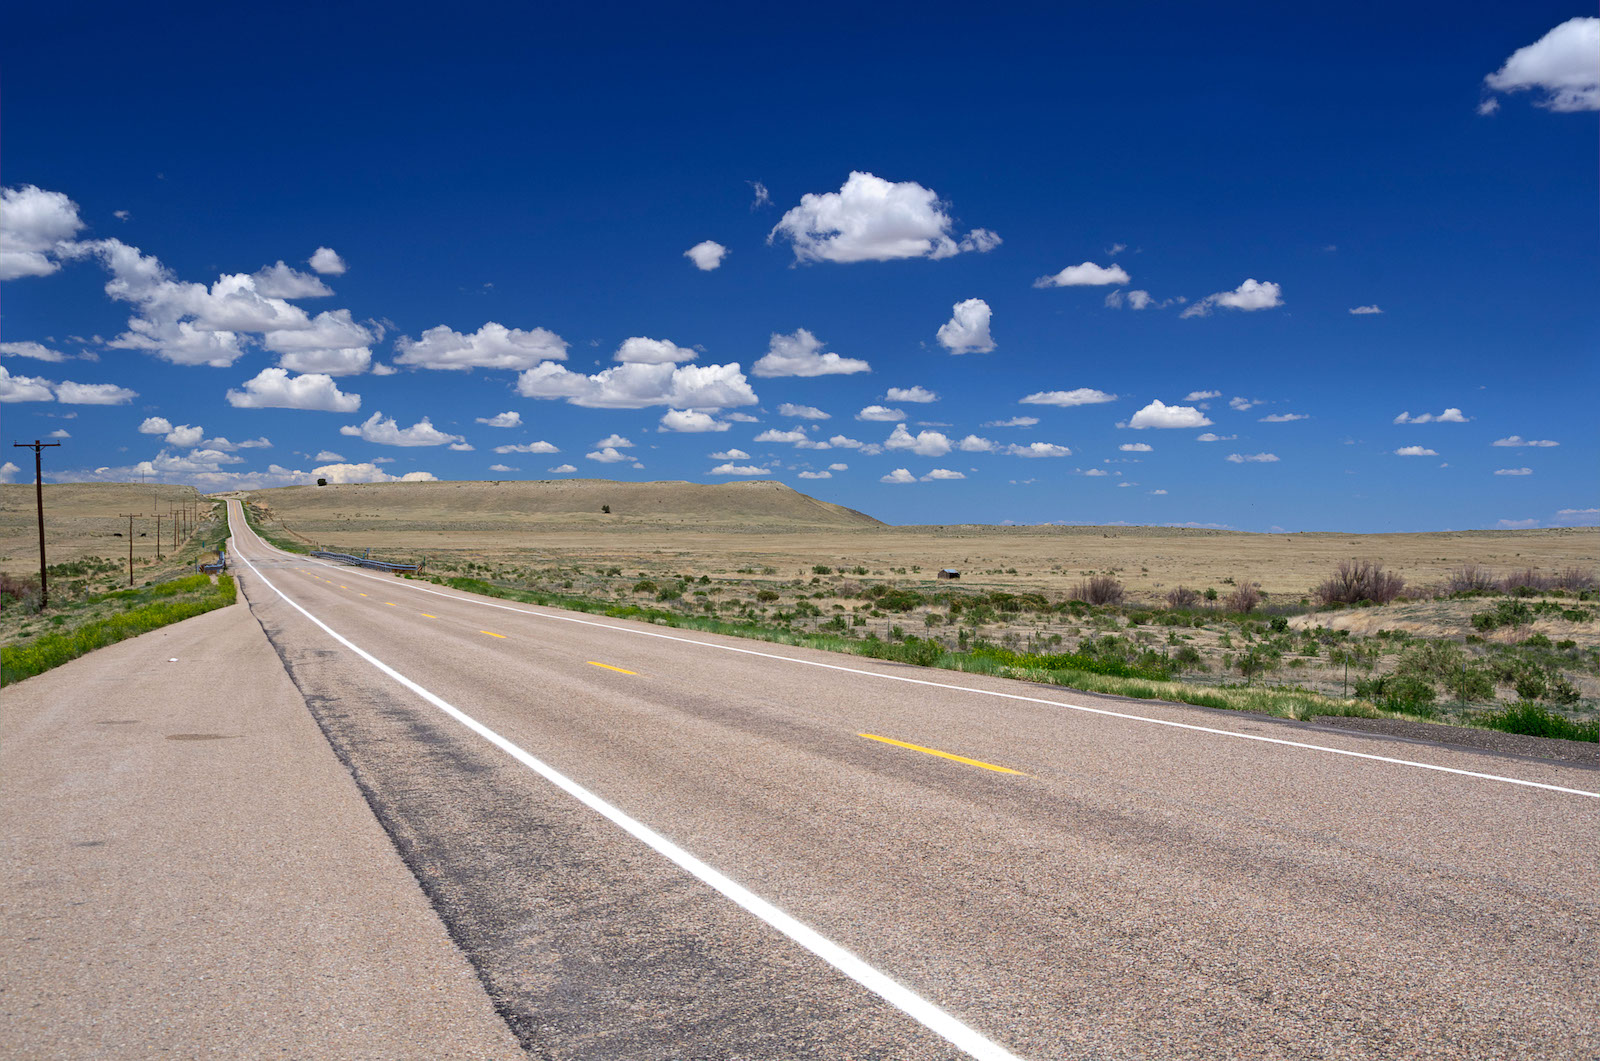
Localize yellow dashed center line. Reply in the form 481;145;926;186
858;733;1026;776
358;593;368;597
587;661;638;675
339;585;348;590
421;613;438;619
385;602;397;607
481;630;507;639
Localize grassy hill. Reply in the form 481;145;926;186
242;479;885;542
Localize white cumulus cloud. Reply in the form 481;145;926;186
1483;17;1600;113
587;447;632;463
921;469;965;480
768;171;993;263
1393;408;1469;424
936;298;995;355
983;416;1037;428
1226;452;1280;463
517;360;757;409
884;423;952;457
1260;413;1309;422
1492;436;1558;447
752;329;868;377
1125;400;1212;429
797;470;832;479
1394;446;1439;457
1021;388;1116;407
308;247;347;275
1034;262;1130;288
711;463;770;476
493;441;559;454
1493;467;1533;476
1;341;70;362
615;336;698;364
1006;442;1071;458
684;241;728;271
1349;305;1383;315
880;468;916;484
0;366;58;403
548;464;577;474
1120;443;1153;452
164;424;205;448
314;462;437;484
660;408;730;432
755;428;809;444
885;385;938;403
709;449;750;460
1181;279;1284;318
857;405;905;422
251;262;334;299
340;412;463;447
778;402;829;420
0;185;84;280
476;411;522;428
396;322;568;371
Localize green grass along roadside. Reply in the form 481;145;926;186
1;573;237;685
416;573;1580;737
238;499;311;554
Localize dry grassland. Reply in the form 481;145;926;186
226;479;1597;604
0;483;209;573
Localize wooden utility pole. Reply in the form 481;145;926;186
153;514;165;560
119;513;142;586
12;440;62;609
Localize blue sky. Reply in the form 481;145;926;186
3;4;1595;531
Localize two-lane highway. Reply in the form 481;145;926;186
225;500;1599;1059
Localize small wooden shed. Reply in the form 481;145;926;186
937;568;961;580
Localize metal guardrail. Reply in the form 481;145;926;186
198;549;227;574
310;549;421;574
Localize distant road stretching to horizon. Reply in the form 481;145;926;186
225;500;1599;1059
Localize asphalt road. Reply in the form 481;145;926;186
225;501;1598;1059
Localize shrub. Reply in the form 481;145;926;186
1556;567;1598;592
1501;568;1554;595
1470;599;1532;631
1165;586;1200;609
1225;582;1262;614
1172;645;1205;670
1074;574;1124;606
755;588;780;603
1314;560;1405;606
1204;587;1219;602
1443;564;1497;595
1355;673;1437;713
834;580;862;597
876;589;925;612
812;564;832;575
632;579;658;594
1;572;43;615
1472;703;1597;743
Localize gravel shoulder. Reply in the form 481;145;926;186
1309;715;1598;768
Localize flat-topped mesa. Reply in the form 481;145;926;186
244;478;886;532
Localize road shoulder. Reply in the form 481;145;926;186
0;582;525;1059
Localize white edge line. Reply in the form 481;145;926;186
227;504;1600;801
232;535;1025;1061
